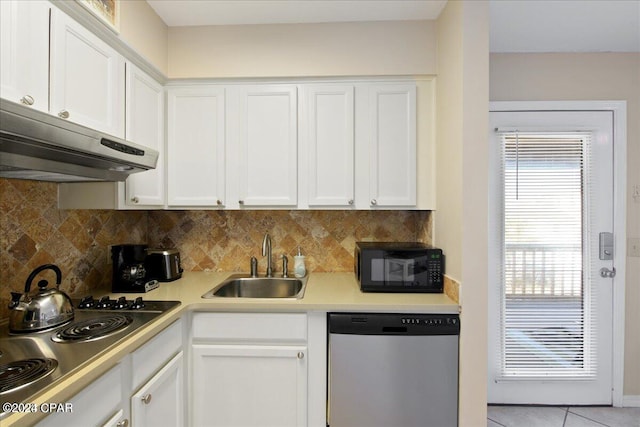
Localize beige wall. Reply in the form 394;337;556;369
436;1;490;425
119;0;168;75
490;52;640;397
167;20;436;78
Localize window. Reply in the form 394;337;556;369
498;132;596;379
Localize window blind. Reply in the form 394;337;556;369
497;132;597;380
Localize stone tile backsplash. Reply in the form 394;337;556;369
1;178;432;320
148;210;431;274
0;179;147;321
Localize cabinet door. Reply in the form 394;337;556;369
304;85;354;207
167;86;225;207
238;85;297;207
0;0;49;112
49;7;125;137
192;344;307;427
131;351;184;427
102;409;128;427
36;364;124;427
125;63;165;207
368;84;417;207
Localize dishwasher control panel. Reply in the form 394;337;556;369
329;313;460;336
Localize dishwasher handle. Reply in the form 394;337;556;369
328;313;460;336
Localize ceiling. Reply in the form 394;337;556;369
146;0;640;53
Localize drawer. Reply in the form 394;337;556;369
37;363;123;427
131;318;183;389
192;312;307;342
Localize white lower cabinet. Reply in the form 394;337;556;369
102;409;127;427
192;344;306;427
130;319;184;427
36;363;126;427
36;318;184;427
131;351;184;427
34;311;329;427
190;312;311;427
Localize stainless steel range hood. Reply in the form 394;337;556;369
0;98;158;182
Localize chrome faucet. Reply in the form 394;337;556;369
282;255;289;278
262;232;273;277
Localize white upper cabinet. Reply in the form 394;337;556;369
236;85;298;207
167;86;226;207
49;7;125;137
302;85;355;207
125;63;165;207
365;84;417;208
0;0;50;112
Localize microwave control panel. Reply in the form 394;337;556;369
426;252;443;285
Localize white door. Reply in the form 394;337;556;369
125;63;165;207
167;86;225;207
488;110;616;404
131;352;184;427
0;0;49;112
366;84;416;208
49;7;125;137
192;344;307;427
237;85;298;207
303;84;355;207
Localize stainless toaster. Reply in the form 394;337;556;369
145;249;183;282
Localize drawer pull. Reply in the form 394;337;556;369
116;419;129;427
141;393;152;404
58;109;70;119
297;351;304;360
20;95;34;106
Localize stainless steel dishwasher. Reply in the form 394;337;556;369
328;312;460;427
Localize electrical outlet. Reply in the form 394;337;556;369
629;238;640;257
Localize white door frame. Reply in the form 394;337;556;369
489;101;627;406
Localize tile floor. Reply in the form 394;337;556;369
488;405;640;427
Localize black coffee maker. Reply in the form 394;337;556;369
111;244;156;293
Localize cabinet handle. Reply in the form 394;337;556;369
348;199;354;205
58;109;70;119
239;200;244;205
297;351;304;359
370;199;377;206
217;199;222;206
141;394;152;404
20;95;35;106
131;197;139;204
116;419;129;427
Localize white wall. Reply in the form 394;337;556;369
490;52;640;397
167;20;436;78
436;1;490;425
119;0;168;75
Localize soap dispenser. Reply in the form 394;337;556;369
294;247;306;278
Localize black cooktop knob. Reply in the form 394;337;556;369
78;295;95;309
131;296;145;310
96;296;113;309
114;296;129;310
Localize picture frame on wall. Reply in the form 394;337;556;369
77;0;119;33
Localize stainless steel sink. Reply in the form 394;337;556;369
202;274;308;299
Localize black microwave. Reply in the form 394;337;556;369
354;242;444;293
